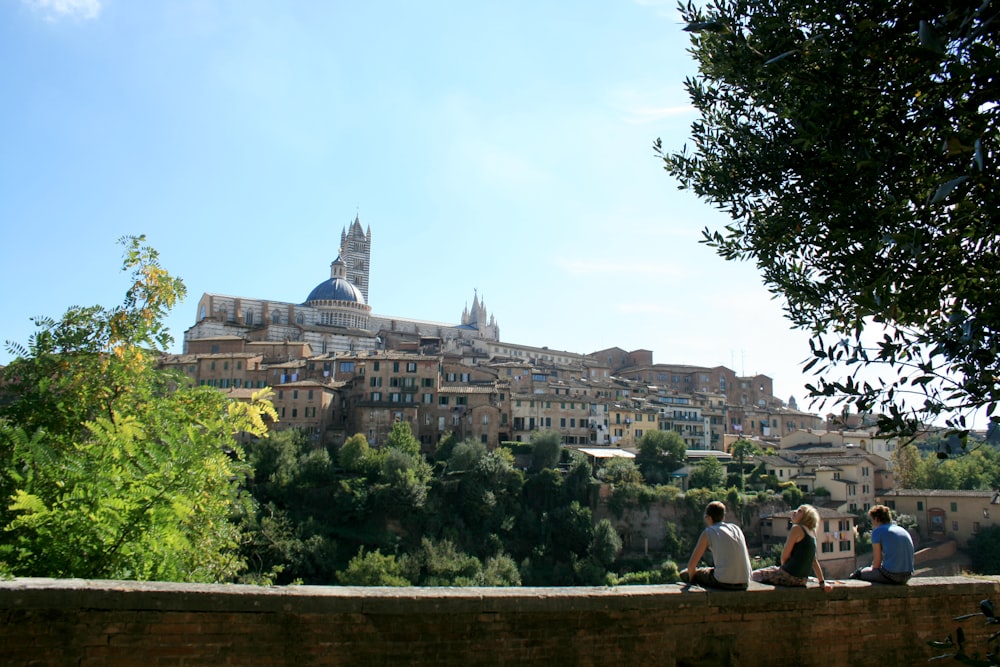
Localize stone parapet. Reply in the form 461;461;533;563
2;576;998;666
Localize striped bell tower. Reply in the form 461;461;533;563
339;214;372;304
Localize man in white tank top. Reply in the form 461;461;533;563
683;500;752;590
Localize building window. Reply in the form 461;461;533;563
821;542;834;553
439;396;449;406
407;362;417;372
951;502;959;512
339;361;355;372
839;541;851;551
952;521;959;532
917;501;924;511
371;392;381;401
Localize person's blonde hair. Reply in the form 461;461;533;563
797;504;820;531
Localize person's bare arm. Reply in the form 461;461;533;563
812;557;833;590
871;542;883;570
687;532;709;581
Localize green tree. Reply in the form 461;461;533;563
589;518;623;568
529;430;562;471
597;456;644;486
386;420;421;457
967;525;1000;575
781;484;804;508
336;547;410;586
475;553;521;586
338;433;371;473
404;537;483;586
563;450;596;505
447;440;487;472
0;236;275;581
241;429;341;585
891;442;923;489
659;0;1000;437
688;456;725;490
730;438;764;494
635;430;686;484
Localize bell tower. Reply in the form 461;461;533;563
339;214;371;304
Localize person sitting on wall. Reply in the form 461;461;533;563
850;504;915;584
682;500;752;591
751;504;833;590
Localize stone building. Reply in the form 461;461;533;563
170;216;811;451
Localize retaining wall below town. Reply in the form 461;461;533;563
2;576;999;666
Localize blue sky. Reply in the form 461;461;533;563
0;0;821;406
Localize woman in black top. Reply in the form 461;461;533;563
751;505;831;589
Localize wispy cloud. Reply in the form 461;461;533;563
24;0;101;20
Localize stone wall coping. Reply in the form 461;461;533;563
3;575;998;615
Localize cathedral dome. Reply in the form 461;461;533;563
305;256;367;305
305;277;365;304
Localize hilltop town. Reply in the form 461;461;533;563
159;217;1000;580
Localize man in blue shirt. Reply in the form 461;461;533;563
851;504;914;584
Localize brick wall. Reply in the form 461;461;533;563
2;576;998;666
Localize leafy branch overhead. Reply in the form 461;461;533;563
658;0;999;440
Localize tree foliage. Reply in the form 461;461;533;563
635;430;686;483
659;0;1000;438
529;430;562;471
688;456;726;490
967;525;1000;574
896;444;1000;489
730;437;765;493
0;236;275;581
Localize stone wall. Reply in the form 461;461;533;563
2;576;998;666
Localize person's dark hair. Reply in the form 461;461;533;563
705;500;726;523
869;505;892;524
